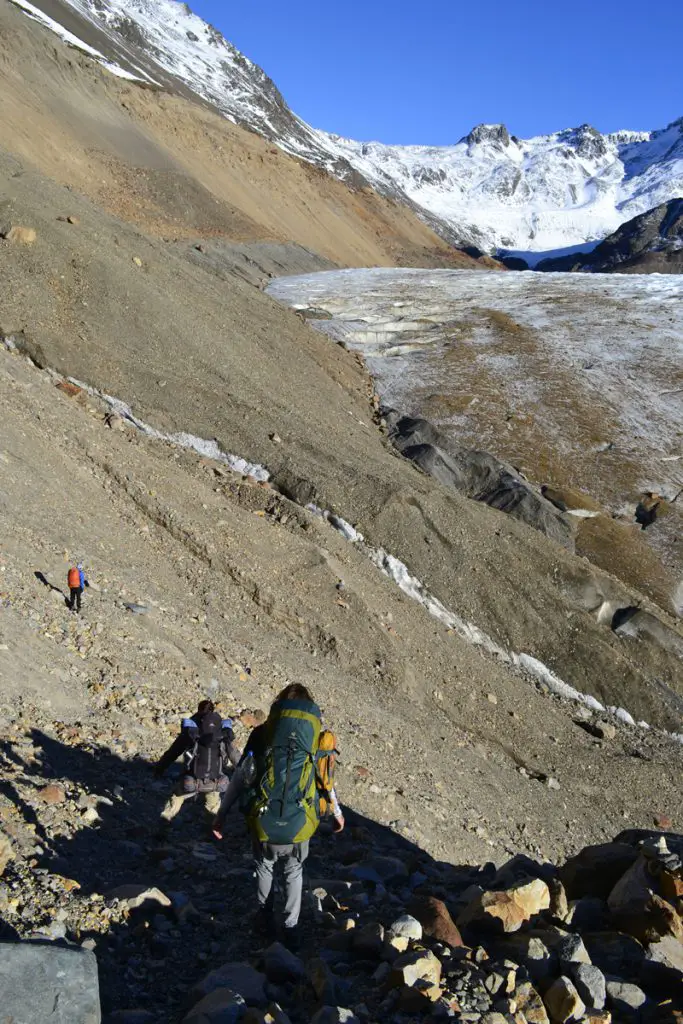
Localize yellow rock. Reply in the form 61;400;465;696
4;225;37;244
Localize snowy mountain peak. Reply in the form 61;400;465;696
462;124;513;149
556;124;608;159
10;0;683;254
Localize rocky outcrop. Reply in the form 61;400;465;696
463;124;513;149
538;199;683;274
389;414;575;550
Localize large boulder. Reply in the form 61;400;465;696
515;980;550;1024
388;947;442;989
608;851;683;944
306;958;337;1004
568;963;607;1010
388;914;423;942
582;932;645;977
494;934;555;982
605;978;647;1018
0;942;101;1023
352;922;384;958
458;878;551;933
389;415;442;451
190;962;267;1007
182;988;246;1023
647;934;683;973
263;943;304;983
560;843;638;900
543;976;586;1024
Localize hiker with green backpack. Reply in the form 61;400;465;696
212;683;344;943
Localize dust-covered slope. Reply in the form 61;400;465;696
3;320;683;866
1;145;683;733
3;340;683;1023
0;0;477;270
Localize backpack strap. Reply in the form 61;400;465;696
182;718;200;774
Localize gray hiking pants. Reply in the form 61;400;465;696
254;840;309;929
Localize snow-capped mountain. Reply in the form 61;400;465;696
328;122;683;253
12;0;683;253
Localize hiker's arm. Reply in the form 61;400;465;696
154;733;189;777
226;739;242;767
221;723;242;768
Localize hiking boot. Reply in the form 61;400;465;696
282;925;300;953
253;907;275;937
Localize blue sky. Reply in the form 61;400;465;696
189;1;681;145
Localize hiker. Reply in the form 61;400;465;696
155;700;241;823
212;684;344;942
67;563;88;613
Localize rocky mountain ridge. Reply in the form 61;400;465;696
537;200;683;273
10;0;683;253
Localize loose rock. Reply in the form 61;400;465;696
458;878;551;933
543;976;586;1024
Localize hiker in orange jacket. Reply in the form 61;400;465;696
67;563;88;613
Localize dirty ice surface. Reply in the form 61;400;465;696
269;269;683;504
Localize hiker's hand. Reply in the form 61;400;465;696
211;819;223;841
333;813;345;833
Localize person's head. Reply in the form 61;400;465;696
197;699;215;715
77;563;83;570
274;683;313;704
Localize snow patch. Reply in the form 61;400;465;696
675;580;683;618
8;0;148;80
513;654;605;711
67;378;270;481
609;706;637;727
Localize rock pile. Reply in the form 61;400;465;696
170;823;683;1023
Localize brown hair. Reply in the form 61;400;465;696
197;699;215;714
274;684;313;703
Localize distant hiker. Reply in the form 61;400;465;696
213;684;344;943
67;563;88;613
155;700;241;823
